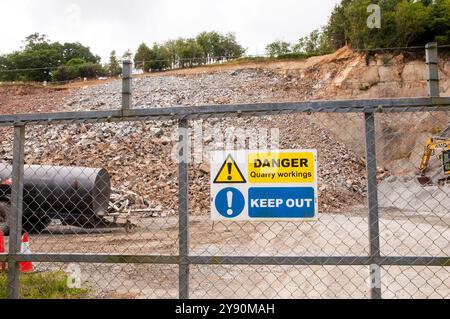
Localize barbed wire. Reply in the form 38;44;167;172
1;43;448;74
0;55;250;74
0;58;436;76
2;71;447;89
0;54;447;87
355;45;427;52
125;55;247;64
0;66;58;73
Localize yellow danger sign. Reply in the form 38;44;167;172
248;151;315;183
213;154;247;184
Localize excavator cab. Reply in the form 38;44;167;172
443;150;450;175
418;136;450;185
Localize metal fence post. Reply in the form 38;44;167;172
7;124;25;299
178;118;190;299
122;60;132;110
364;112;382;299
426;42;439;98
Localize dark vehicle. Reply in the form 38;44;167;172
0;164;111;234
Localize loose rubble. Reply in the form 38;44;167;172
0;71;368;216
2;47;446;217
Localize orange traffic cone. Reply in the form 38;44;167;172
19;233;33;273
0;230;5;271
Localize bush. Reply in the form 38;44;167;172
276;52;322;60
0;33;101;82
66;58;86;67
52;62;105;82
52;65;79;82
78;62;106;79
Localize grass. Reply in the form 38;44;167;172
0;270;89;299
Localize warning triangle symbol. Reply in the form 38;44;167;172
213;154;247;184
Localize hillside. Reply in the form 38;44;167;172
0;47;449;216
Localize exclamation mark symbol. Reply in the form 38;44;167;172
227;162;232;181
227;191;233;216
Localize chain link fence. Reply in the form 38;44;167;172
0;44;449;299
0;103;448;299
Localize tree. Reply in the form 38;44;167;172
122;50;133;61
0;34;103;82
265;41;291;57
323;0;352;50
176;38;204;68
196;31;219;61
107;50;122;76
150;43;171;71
61;42;100;64
395;0;431;46
134;43;154;72
321;0;450;50
163;40;179;68
295;30;319;53
221;33;246;60
22;33;50;50
429;0;450;44
133;31;245;72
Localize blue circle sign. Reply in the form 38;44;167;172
215;188;245;218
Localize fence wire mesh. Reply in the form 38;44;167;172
0;42;449;298
0;106;448;299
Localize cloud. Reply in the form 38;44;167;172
0;0;340;62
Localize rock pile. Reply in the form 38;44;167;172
1;63;386;216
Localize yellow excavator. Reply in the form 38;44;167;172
417;134;450;185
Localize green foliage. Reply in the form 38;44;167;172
53;65;79;82
60;42;100;64
122;50;133;61
323;0;450;50
78;62;106;79
265;41;292;57
134;31;246;72
395;0;432;46
66;58;86;67
277;52;321;60
430;0;450;44
0;271;89;299
134;43;154;72
0;33;102;82
106;50;122;76
266;29;332;58
293;29;332;55
53;58;106;82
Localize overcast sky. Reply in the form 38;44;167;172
0;0;340;63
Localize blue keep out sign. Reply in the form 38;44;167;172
248;187;315;219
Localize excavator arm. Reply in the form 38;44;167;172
419;138;434;176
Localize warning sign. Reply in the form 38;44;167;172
211;150;318;221
213;154;247;184
248;151;315;183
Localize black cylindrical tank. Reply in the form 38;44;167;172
0;164;110;217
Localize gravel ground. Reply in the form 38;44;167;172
23;206;449;299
